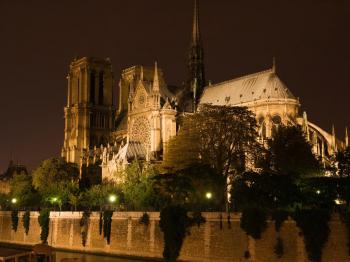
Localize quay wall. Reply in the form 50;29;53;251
0;211;348;262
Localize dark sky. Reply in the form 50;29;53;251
0;0;349;172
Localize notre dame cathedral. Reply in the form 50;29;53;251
61;0;348;182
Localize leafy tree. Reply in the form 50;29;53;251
336;146;350;177
231;171;299;211
9;173;40;210
267;125;321;178
121;161;158;211
163;104;262;207
164;105;261;175
82;183;121;211
153;173;194;208
32;158;79;209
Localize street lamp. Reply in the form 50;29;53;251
205;192;212;200
11;198;17;204
109;194;117;204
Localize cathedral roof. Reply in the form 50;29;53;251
116;141;147;161
200;68;297;106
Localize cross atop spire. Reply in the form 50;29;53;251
192;0;200;44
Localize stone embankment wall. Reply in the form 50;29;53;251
0;211;348;262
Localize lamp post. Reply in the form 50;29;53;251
205;192;212;211
108;194;117;210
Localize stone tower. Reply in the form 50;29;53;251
62;57;116;164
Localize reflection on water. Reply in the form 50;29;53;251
56;251;147;262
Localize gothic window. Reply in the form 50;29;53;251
99;71;104;105
90;70;96;104
130;116;151;147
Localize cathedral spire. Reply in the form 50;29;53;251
192;0;200;44
153;61;160;92
186;0;205;109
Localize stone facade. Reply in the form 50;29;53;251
0;211;349;262
61;57;116;164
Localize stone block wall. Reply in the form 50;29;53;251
0;211;348;261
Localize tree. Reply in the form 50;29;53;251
164;105;261;177
267;125;321;178
163;105;262;208
9;173;40;210
32;158;79;209
336;146;350;177
121;161;159;211
83;183;121;211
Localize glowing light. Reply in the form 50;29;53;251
52;197;58;202
316;190;321;195
205;192;212;200
334;199;344;205
109;194;117;203
11;198;17;204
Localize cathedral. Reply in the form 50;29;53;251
61;0;348;181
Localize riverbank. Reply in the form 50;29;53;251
0;211;348;262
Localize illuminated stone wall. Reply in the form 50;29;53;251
0;211;348;261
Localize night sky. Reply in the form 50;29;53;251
0;0;349;172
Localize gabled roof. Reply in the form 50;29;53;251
200;68;297;106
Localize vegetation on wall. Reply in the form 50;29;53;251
159;205;191;262
22;210;30;235
103;210;113;244
139;212;150;226
38;209;50;244
80;210;91;246
240;207;267;239
274;237;284;258
11;210;18;232
293;209;331;262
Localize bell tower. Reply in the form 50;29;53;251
62;57;116;164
